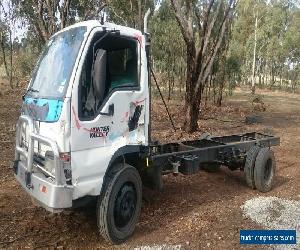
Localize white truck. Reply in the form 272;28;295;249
12;15;280;244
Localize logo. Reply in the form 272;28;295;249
89;126;110;138
240;230;297;244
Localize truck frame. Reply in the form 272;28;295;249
12;12;280;244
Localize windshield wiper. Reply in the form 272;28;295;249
22;87;39;101
28;87;39;93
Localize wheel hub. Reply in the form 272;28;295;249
114;183;137;229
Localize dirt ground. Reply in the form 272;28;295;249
0;84;299;249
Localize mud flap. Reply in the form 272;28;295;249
141;165;163;191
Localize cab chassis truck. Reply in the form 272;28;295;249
12;11;280;244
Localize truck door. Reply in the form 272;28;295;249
70;30;148;198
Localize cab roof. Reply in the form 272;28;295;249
51;20;143;40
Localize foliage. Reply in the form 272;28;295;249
229;0;300;92
150;0;186;98
106;0;156;30
0;0;300;129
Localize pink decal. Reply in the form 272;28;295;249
72;106;81;130
133;98;146;106
134;33;143;47
121;111;129;123
72;106;107;140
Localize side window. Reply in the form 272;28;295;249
79;34;139;119
108;48;138;91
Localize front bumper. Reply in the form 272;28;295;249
14;115;73;212
14;161;73;212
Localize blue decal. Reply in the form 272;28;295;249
108;132;121;141
240;230;297;244
22;97;63;122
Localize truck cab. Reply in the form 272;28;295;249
13;20;150;243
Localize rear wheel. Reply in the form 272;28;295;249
254;148;276;192
244;146;261;189
97;163;142;244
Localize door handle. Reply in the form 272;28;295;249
99;103;114;116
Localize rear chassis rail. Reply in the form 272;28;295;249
149;132;280;170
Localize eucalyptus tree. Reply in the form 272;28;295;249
12;0;108;45
106;0;156;30
0;0;15;88
170;0;236;132
150;0;186;99
230;0;300;93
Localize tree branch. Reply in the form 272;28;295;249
45;0;58;34
195;0;216;77
171;0;193;46
194;0;235;97
199;0;220;60
60;0;71;29
35;0;49;42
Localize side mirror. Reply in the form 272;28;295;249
100;103;114;116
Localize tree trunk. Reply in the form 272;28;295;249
185;94;200;133
251;11;258;94
168;70;171;101
183;45;199;131
9;30;13;89
217;72;226;107
0;31;10;79
137;0;142;30
171;0;234;133
271;63;275;88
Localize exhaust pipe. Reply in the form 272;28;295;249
144;8;151;34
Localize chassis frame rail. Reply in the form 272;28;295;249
149;132;280;169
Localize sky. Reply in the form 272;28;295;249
1;0;163;41
0;0;27;40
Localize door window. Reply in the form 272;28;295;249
79;33;139;119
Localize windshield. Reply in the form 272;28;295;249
29;26;87;99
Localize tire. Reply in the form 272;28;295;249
254;148;276;192
244;146;261;189
201;162;221;173
97;163;142;244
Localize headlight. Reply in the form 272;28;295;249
44;151;55;177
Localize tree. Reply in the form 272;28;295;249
150;0;186;100
0;0;14;88
106;0;155;30
171;0;236;132
230;0;300;93
14;0;75;44
251;8;258;94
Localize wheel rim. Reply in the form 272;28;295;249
113;182;137;229
264;158;272;181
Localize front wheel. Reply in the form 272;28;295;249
97;163;142;244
